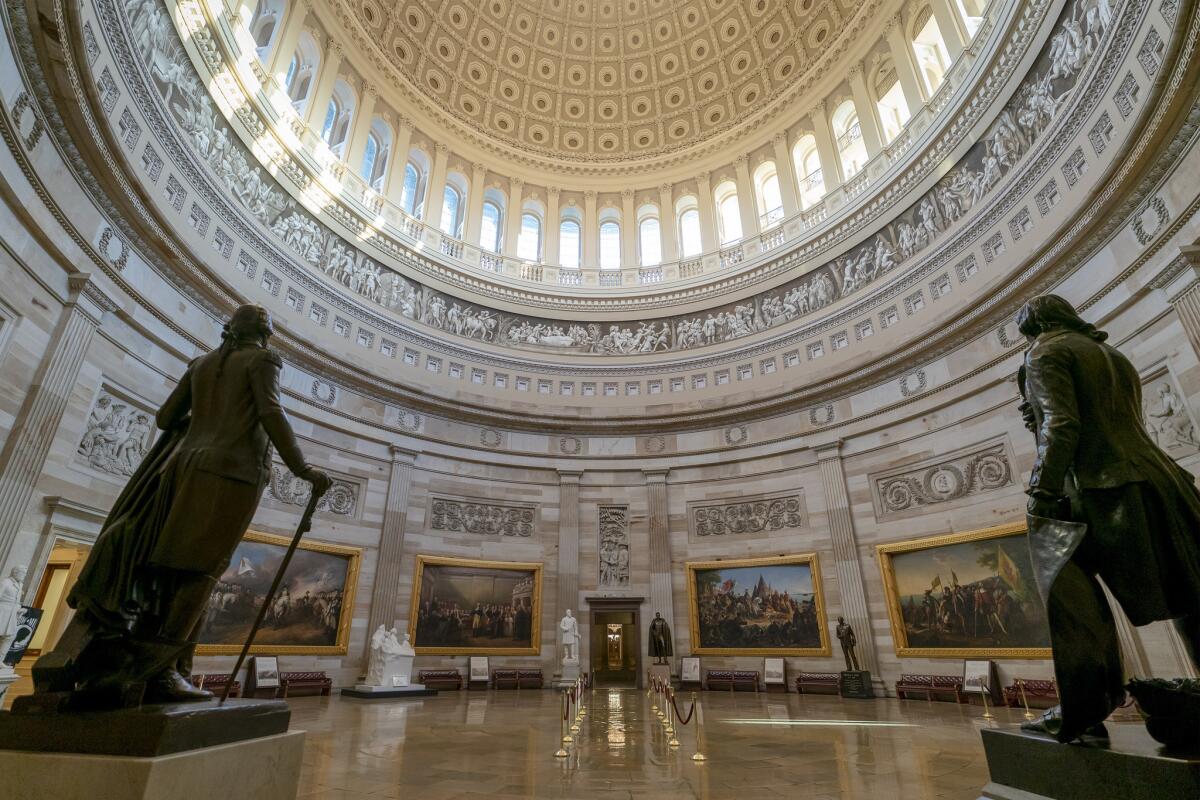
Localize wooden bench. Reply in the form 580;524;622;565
795;672;840;695
895;674;964;703
517;669;544;689
280;671;333;697
705;669;760;692
492;669;519;689
191;673;240;697
419;669;463;691
1004;678;1059;709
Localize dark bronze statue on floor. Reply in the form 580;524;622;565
836;617;860;672
648;612;673;665
1016;295;1200;743
19;305;329;711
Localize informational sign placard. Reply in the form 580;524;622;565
469;656;489;682
680;657;701;682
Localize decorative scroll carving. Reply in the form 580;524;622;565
690;492;805;538
76;384;154;477
429;497;535;537
266;464;359;516
598;505;629;588
872;440;1015;518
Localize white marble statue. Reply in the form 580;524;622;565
365;624;389;686
0;566;27;672
363;625;415;689
560;609;579;663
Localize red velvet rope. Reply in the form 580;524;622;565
668;693;696;726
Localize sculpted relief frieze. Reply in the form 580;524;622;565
429;496;536;537
76;383;155;478
689;492;806;539
598;505;630;588
870;439;1016;519
265;464;360;517
1142;368;1200;459
101;0;1115;358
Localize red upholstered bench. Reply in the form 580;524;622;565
1004;678;1059;709
517;669;544;689
795;672;840;695
191;673;240;697
492;669;519;689
896;674;964;703
706;669;760;692
280;671;333;697
419;669;463;690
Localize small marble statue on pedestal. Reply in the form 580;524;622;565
0;566;27;673
359;626;417;690
558;609;580;684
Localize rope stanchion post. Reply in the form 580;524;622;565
563;688;575;743
691;692;707;762
667;687;680;747
1018;679;1035;721
555;691;569;757
980;681;994;721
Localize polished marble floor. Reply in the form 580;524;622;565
288;687;1097;799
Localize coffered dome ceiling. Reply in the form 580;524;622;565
349;0;862;161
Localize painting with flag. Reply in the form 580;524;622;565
877;523;1051;657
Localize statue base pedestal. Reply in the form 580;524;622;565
978;725;1200;800
0;668;16;707
554;658;580;688
0;730;304;800
648;663;672;687
838;670;874;699
341;685;435;700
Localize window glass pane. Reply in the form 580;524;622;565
559;220;581;269
399;163;419;214
877;81;910;143
599;222;621;269
517;213;541;260
639;218;661;266
361;135;377;182
321;101;336;141
440;187;461;235
480;202;501;252
718;195;742;244
761;174;783;226
285;56;298;90
679;209;702;257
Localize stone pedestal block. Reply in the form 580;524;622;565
0;730;305;800
554;658;580;687
648;663;672;687
839;670;875;699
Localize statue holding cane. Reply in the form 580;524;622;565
17;305;329;711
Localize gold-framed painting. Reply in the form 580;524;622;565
408;555;543;656
877;522;1052;658
196;530;361;656
685;553;830;656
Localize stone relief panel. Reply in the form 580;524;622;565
688;491;806;540
598;506;630;588
104;0;1115;357
870;438;1016;520
265;464;360;517
429;496;536;537
1142;367;1200;460
76;383;155;478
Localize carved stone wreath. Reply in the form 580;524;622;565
875;442;1014;516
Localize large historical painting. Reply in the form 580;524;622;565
877;523;1051;658
409;555;542;655
686;554;829;656
196;530;361;655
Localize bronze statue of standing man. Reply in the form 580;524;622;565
836;617;860;672
648;612;673;665
23;305;329;710
1016;295;1200;742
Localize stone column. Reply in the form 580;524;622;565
848;64;885;157
733;155;760;238
302;41;344;128
885;15;928;109
545;187;561;265
928;0;968;58
555;470;582;676
345;84;378;171
582;190;598;267
362;447;419;660
268;1;308;86
1153;246;1200;358
694;172;719;253
809;102;844;192
502;177;525;257
422;143;450;232
815;442;879;678
770;133;800;217
657;184;678;262
643;469;676;666
462;163;488;247
0;275;108;571
620;188;637;266
383;116;415;204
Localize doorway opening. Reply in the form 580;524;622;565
589;609;639;686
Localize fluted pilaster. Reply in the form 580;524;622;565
362;446;419;657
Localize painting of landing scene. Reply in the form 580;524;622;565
877;523;1052;658
686;554;829;656
196;530;361;655
409;555;543;655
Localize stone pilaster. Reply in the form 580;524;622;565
815;442;879;677
643;469;675;665
363;446;419;657
555;471;582;674
0;275;109;571
1152;245;1200;360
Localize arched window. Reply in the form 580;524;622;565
283;33;319;113
713;181;742;245
359;118;392;191
599;220;621;270
678;205;702;257
480;200;503;253
517;213;542;261
955;0;984;38
793;135;825;208
320;80;355;157
753;162;784;228
440;186;463;237
832;101;868;179
398;161;423;216
639;216;662;267
248;0;284;62
559;217;582;270
912;7;951;95
875;67;910;143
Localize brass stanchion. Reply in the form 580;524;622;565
1019;679;1035;721
980;683;994;721
691;692;707;762
555;691;569;757
667;688;680;747
563;689;575;743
